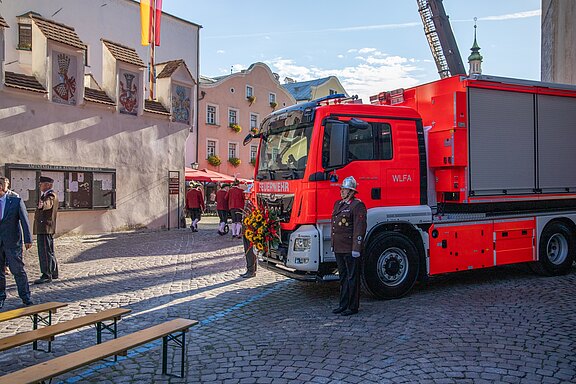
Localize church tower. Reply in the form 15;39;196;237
468;18;483;76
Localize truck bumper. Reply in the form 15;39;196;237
258;258;339;282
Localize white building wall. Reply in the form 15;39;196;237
1;89;189;234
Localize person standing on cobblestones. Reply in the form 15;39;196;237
33;176;59;284
0;175;34;308
226;180;245;240
331;176;367;316
3;177;18;275
186;182;204;232
216;183;230;236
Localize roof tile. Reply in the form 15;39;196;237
102;39;146;67
144;100;170;115
4;71;46;93
31;15;86;50
84;88;115;105
0;14;9;28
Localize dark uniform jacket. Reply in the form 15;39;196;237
33;189;59;235
331;198;367;253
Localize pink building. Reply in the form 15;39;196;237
189;63;295;180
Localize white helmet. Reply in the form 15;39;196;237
340;176;358;192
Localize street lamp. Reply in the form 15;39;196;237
191;162;199;170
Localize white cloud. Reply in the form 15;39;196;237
266;49;424;102
216;50;225;54
480;10;540;21
337;54;344;59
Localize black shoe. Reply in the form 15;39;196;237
240;272;256;278
341;309;358;316
0;299;4;309
332;307;346;314
217;231;224;236
23;299;34;306
34;277;52;284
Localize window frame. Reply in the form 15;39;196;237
250;113;259;130
206;104;218;125
228;108;238;125
228;142;239;160
269;93;276;104
246;85;253;98
207;139;217;157
17;23;33;51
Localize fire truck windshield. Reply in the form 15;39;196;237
257;118;313;181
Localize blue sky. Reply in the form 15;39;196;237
163;1;541;101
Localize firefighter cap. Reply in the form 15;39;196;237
340;176;358;192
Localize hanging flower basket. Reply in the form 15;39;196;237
250;127;258;134
247;95;256;105
228;157;241;167
207;155;221;166
250;159;256;166
229;123;242;133
269;101;278;109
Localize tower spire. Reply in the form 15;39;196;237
468;18;483;75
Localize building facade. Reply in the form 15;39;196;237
191;63;295;180
282;76;348;104
0;0;200;234
541;0;576;85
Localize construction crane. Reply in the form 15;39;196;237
416;0;466;78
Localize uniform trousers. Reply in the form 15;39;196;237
335;252;361;311
37;234;58;279
0;246;31;301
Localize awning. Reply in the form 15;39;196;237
185;168;238;183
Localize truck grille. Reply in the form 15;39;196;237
257;194;294;222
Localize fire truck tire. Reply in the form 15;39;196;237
531;221;576;276
361;232;419;300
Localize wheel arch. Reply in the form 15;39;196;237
365;222;428;280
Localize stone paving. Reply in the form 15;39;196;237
0;216;575;383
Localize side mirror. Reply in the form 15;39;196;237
326;122;348;169
243;134;253;146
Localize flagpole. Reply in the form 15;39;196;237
149;0;155;100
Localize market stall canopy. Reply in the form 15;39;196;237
185;168;247;183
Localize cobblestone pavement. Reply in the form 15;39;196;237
1;216;575;383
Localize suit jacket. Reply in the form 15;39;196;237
331;198;367;253
216;189;229;211
33;190;59;235
0;195;32;249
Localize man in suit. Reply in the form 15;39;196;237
331;176;367;316
0;175;33;308
33;176;59;284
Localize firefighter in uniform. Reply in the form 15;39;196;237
331;176;367;316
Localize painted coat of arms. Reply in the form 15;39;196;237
52;52;77;105
172;85;191;124
119;71;139;115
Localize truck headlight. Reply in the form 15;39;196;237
293;237;311;251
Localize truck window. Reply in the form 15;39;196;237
378;123;393;160
348;125;374;161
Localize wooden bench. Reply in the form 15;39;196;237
0;302;68;331
0;307;131;353
0;318;198;384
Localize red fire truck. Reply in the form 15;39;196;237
243;74;576;299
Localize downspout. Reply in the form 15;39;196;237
195;27;201;165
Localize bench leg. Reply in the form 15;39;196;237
161;330;187;378
31;311;54;352
97;317;120;361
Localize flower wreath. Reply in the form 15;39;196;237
243;203;281;254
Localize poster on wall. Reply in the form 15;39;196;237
171;84;191;124
52;51;77;105
119;69;139;115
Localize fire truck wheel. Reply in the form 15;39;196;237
531;221;576;276
362;232;419;300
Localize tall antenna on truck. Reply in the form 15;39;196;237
416;0;466;78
